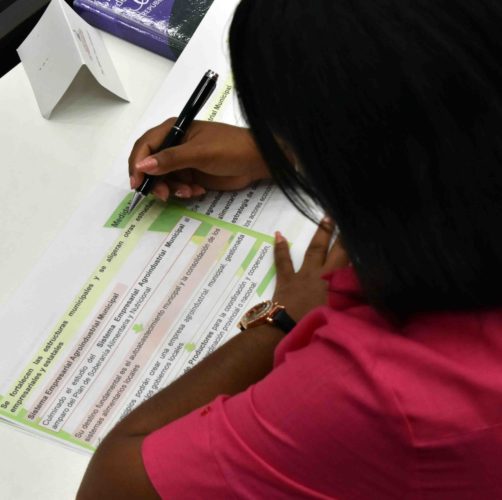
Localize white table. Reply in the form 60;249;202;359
0;32;173;499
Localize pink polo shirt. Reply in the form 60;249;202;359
142;267;502;498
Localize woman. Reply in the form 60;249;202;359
78;0;502;498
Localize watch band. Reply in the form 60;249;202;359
272;308;297;334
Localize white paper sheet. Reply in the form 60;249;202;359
0;0;318;452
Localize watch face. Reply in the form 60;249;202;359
246;301;273;323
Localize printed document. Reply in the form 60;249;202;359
0;0;317;452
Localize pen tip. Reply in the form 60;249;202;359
128;192;144;213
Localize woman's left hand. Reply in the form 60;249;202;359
273;219;350;321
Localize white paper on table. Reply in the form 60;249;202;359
0;0;320;453
17;0;128;119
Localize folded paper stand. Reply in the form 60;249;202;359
17;0;128;119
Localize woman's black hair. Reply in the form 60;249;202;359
229;0;502;317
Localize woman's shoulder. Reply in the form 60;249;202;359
269;278;502;496
276;267;502;445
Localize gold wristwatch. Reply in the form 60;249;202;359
238;300;296;334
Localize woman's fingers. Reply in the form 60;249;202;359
163;180;206;199
164;180;192;199
128;118;177;184
129;117;206;185
151;179;208;202
152;181;170;202
274;232;294;280
128;121;270;198
301;217;334;270
129;140;151;188
172;169;195;185
190;184;207;197
323;237;351;273
135;144;202;177
274;217;339;282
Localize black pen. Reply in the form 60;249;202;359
128;70;219;213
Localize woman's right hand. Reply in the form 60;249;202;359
128;119;271;201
